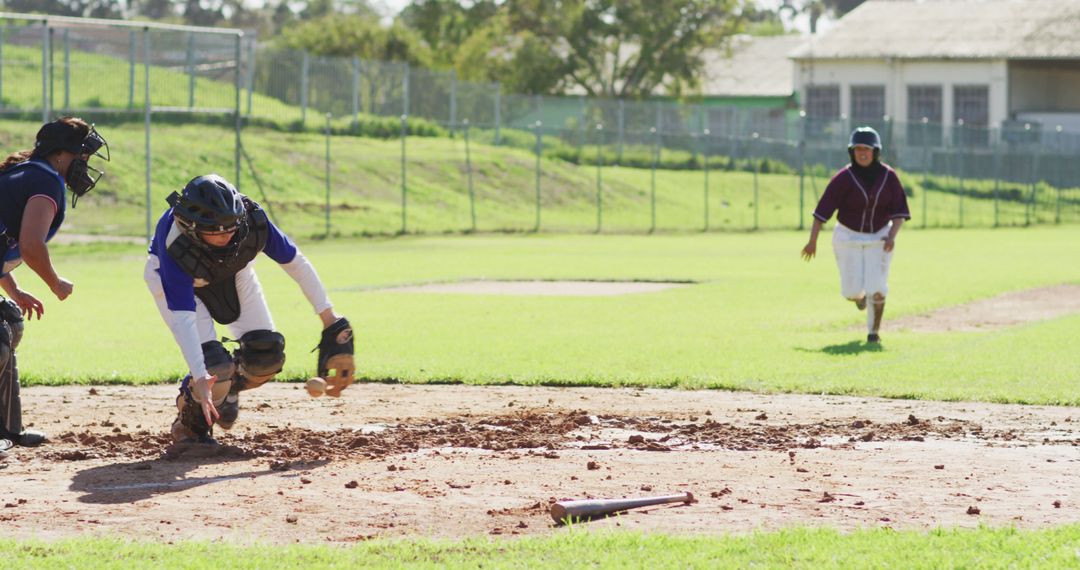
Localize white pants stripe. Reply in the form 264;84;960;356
832;222;892;300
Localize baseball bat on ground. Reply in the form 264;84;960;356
550;491;695;523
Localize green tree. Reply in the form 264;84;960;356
398;0;499;67
468;0;744;98
279;14;432;66
778;0;866;33
455;12;566;94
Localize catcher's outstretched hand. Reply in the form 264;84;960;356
190;374;220;426
317;317;355;398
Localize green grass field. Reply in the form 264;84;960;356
15;227;1080;405
4;525;1080;569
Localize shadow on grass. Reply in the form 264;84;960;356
798;340;884;356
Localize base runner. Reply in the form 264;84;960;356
144;174;355;452
801;127;911;344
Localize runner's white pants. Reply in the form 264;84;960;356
832;222;893;300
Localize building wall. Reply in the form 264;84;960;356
794;58;1008;130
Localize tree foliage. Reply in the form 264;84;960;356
279;14;433;67
398;0;499;67
457;0;744;98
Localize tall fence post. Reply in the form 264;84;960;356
493;82;501;145
62;29;70;111
402;62;410;118
1055;125;1063;224
534;120;542;232
617;98;625;165
127;30;136;110
921;118;929;229
649;126;658;233
246;36;255;117
351;57;360;129
400;114;408;234
955;120;965;228
41;22;49;123
798;111;806;230
992;139;1001;228
234;33;242;192
703;128;710;232
143;27;151;242
186;32;195;108
449;69;457;137
325;113;332;237
1028;130;1040;226
300;50;309;126
752;132;760;231
577;95;586;156
464;119;475;232
595;123;603;233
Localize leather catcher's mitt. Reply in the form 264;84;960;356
316;317;355;397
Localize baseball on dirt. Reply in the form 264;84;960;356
305;377;327;397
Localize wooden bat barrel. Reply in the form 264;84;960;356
550;491;694;523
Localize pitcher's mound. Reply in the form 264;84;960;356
888;284;1080;332
385;280;689;296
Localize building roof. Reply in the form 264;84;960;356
789;0;1080;61
699;34;804;97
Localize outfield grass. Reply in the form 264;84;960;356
3;525;1079;569
14;227;1080;405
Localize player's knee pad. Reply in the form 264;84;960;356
0;299;23;349
237;330;285;387
0;321;10;370
201;340;237;385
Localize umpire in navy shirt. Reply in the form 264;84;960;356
0;117;109;449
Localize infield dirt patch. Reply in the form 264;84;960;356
383;280;690;296
886;284;1080;332
1;384;1079;544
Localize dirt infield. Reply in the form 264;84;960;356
1;383;1079;544
383;280;690;296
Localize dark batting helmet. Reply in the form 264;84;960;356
167;174;249;256
848;126;882;163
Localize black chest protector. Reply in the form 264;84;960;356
166;201;270;324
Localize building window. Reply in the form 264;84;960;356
805;85;840;120
805;85;840;138
954;85;989;146
851;85;885;124
907;85;943;146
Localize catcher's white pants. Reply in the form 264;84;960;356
832;222;893;300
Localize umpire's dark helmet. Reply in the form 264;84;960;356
168;174;249;256
848;126;882;163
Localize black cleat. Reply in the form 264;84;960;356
2;429;46;447
867;333;881;344
217;393;239;430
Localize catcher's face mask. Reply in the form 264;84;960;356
65;126;109;207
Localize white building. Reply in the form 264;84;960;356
790;0;1080;141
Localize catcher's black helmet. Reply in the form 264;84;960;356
167;174;248;256
848;126;882;150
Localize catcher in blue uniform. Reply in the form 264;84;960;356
143;174;354;450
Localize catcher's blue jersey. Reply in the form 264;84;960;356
147;208;298;313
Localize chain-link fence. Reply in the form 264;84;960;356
2;12;1078;237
